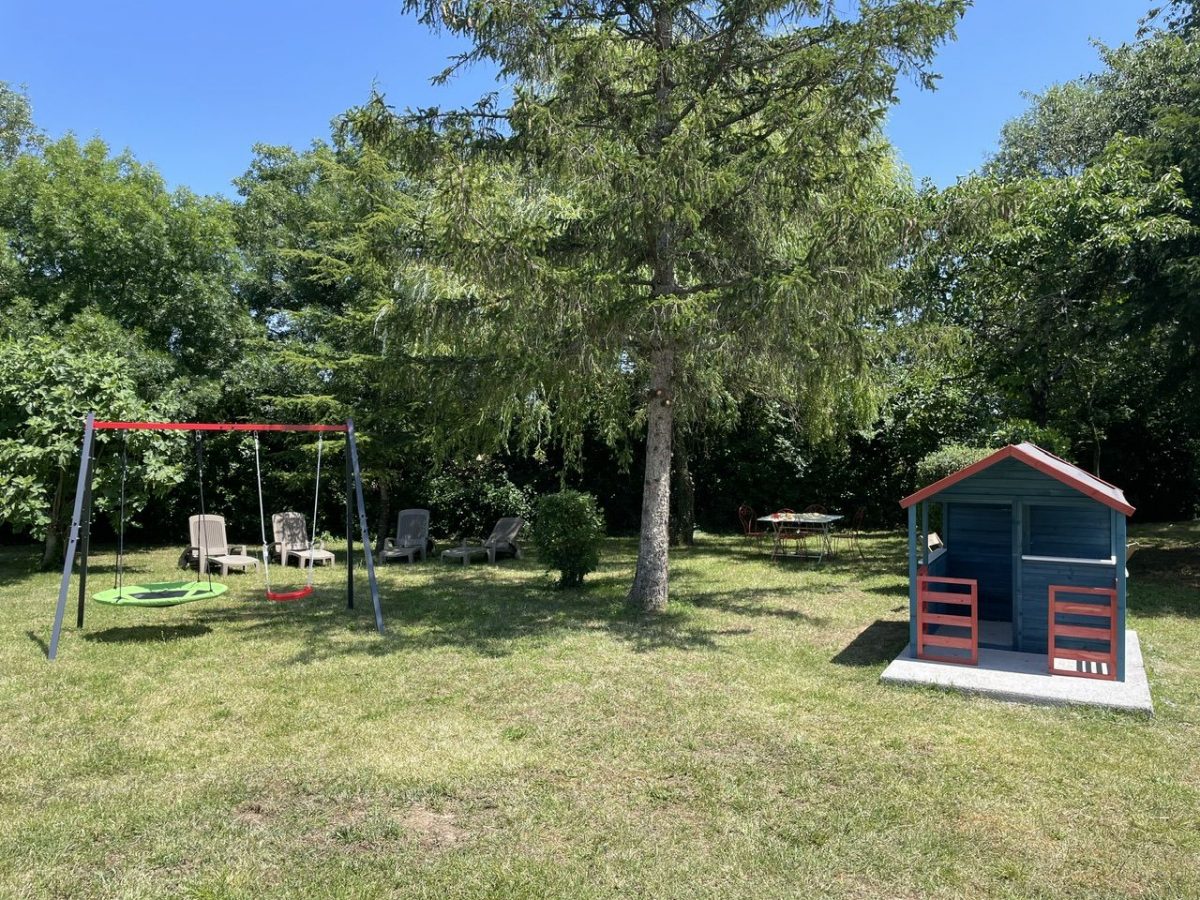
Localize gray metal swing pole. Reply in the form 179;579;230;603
49;412;96;661
347;420;384;634
75;443;96;628
345;441;354;610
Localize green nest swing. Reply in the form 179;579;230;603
93;581;227;607
93;432;230;609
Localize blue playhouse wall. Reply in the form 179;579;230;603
908;457;1128;677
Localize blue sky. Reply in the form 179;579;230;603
3;1;1147;196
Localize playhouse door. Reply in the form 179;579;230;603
946;502;1013;648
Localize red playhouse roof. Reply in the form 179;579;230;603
900;442;1134;516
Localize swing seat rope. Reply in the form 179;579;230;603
254;431;323;603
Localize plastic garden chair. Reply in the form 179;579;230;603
271;512;335;568
440;517;525;566
382;509;430;563
187;514;259;576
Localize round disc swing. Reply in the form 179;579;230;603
253;430;324;602
93;432;228;607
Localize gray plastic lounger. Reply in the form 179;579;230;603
272;511;335;568
382;508;430;563
187;514;259;576
441;516;525;566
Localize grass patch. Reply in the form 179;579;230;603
1;525;1198;897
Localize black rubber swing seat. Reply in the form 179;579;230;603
92;581;228;607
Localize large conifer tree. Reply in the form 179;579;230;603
390;1;965;609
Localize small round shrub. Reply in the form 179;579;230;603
915;444;996;486
533;490;605;588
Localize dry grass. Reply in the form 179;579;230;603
0;524;1197;898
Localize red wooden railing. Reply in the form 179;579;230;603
1047;585;1117;681
916;575;979;665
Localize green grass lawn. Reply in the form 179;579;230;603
1;525;1198;898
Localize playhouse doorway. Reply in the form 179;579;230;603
945;502;1014;649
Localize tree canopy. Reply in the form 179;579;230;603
365;0;966;608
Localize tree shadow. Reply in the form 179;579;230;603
0;549;46;587
830;620;909;667
688;589;829;625
682;537;902;579
82;623;214;644
862;582;909;598
181;572;735;665
1127;548;1200;618
35;534;905;665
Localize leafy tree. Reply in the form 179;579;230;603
0;133;249;376
234;132;438;548
986;8;1200;414
0;97;261;560
0;323;185;565
0;82;39;165
382;0;965;609
912;139;1193;475
904;4;1200;516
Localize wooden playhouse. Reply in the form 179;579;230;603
899;443;1134;682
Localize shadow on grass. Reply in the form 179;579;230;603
862;582;908;598
1125;547;1200;618
0;547;48;587
678;535;902;573
25;631;50;658
36;532;911;665
830;619;909;667
688;589;829;625
82;623;214;644
183;566;736;664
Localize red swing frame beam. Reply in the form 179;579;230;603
47;413;384;660
93;421;349;433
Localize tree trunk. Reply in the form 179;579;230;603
374;479;390;556
669;431;695;547
628;345;674;611
40;468;66;569
628;3;678;611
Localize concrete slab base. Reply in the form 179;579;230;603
880;630;1153;715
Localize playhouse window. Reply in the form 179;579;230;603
1024;505;1111;559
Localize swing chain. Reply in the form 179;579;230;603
195;432;213;590
253;431;272;593
114;432;128;594
307;433;324;588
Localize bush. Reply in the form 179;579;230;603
915;444;996;487
424;459;534;540
533;490;605;588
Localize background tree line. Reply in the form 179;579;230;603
1;2;1197;595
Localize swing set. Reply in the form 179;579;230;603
48;413;384;661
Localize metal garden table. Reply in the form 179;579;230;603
757;512;844;562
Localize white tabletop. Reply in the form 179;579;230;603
757;513;843;525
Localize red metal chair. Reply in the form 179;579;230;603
798;503;828;550
737;504;769;548
836;506;866;560
769;508;807;560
